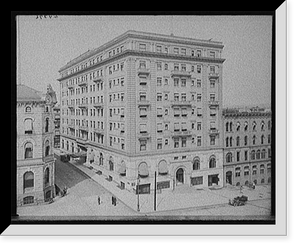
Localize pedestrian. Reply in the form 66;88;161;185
240;185;243;194
252;181;256;190
98;196;101;205
112;196;116;206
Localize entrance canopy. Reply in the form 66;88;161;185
70;151;87;158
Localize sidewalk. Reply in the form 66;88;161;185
65;155;272;214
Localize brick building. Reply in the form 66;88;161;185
16;84;57;205
222;106;272;187
57;30;226;194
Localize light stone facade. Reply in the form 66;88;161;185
223;107;272;187
58;30;225;193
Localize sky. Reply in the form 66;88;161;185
16;15;272;107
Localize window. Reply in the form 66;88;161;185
268;120;271;130
45;118;49;133
174;78;179;87
174;108;180;117
261;121;265;131
197;94;202;102
156;45;162;53
225;122;229;132
139;60;146;69
157;108;163;117
139;107;147;118
244;136;248;146
174;93;179;102
251;150;256;160
261;149;266;159
252;165;257;175
197;136;202;146
226;152;233;163
139;43;146;51
24;118;33;134
181;93;186;101
44;167;50;185
197;65;201;73
174;47;179;54
139;123;147;134
181;79;186;87
256;150;261;160
174;138;179;148
260;165;265;175
197;79;201;87
237;151;240;162
236;136;240;146
157;138;162;150
157;123;163;133
197;122;202;131
225;137;229;147
24;142;33;159
252;135;256;145
244;150;248;161
23;171;34;189
261;135;265;144
244;121;248;131
236;122;240;131
25;106;31;113
157;77;162;86
244;166;250;176
193;158;200;170
157;93;162;102
157;62;162;71
252;121;257;131
181;137;187;147
210;66;215;73
209;156;216;168
191;176;203;186
210;79;216;88
235;167;241;177
45;140;50;157
181;108;187;117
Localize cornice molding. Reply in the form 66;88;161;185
58;50;225;82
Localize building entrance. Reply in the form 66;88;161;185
176;168;184;185
226;171;232;185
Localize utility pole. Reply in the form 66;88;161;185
137;175;140;212
154;171;157;211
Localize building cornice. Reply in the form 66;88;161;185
57;49;225;82
59;30;224;73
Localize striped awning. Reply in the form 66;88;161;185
138;162;149;177
158;160;168;175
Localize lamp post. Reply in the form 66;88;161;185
137;174;140;212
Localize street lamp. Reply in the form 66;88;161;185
137;174;140;212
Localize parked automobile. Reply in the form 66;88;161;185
229;195;248;206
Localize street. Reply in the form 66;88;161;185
16;155;273;221
17;156;138;218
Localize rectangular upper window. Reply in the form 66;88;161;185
139;43;146;51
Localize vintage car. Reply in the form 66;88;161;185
228;195;248;206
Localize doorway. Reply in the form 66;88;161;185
176;168;184;185
226;171;232;185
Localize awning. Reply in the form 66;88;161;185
118;161;126;175
69;151;87;158
138;162;149;177
158;160;168;175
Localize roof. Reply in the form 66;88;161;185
17;84;44;102
59;30;224;72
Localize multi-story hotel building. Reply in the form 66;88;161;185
16;84;57;205
53;104;61;148
58;30;225;194
222;107;272;187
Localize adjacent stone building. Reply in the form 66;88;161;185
16;84;57;205
58;30;225;194
222;106;272;187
